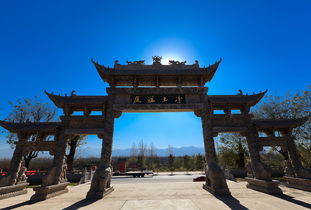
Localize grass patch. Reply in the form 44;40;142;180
68;182;79;186
236;178;247;182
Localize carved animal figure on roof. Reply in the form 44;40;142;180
71;90;76;96
126;60;145;65
152;56;162;64
168;60;187;65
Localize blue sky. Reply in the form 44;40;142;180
0;0;310;150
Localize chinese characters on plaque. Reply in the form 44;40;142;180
131;95;185;104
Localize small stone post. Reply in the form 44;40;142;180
30;128;69;201
42;128;68;186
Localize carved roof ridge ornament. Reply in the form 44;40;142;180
92;57;222;87
126;60;145;66
168;60;187;65
152;56;162;65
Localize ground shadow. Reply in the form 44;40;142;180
214;195;249;210
272;193;311;209
1;200;38;210
62;198;99;210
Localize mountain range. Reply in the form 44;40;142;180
0;145;204;158
75;146;204;157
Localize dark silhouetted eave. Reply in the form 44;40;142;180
45;91;108;108
252;117;309;128
209;90;267;107
0;121;61;133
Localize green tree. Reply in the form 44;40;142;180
194;154;204;171
183;155;190;173
218;134;248;168
66;135;87;171
5;97;57;169
153;155;160;173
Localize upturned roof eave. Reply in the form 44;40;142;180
209;90;267;106
45;91;108;108
0;120;61;133
252;116;309;128
92;58;222;84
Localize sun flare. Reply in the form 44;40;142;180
160;54;185;65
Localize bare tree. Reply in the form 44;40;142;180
5;97;57;169
137;140;147;170
147;143;156;170
130;142;138;157
66;135;87;171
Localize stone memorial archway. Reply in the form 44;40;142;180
1;56;310;200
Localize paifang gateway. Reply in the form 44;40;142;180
0;56;310;201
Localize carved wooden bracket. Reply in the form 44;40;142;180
17;132;31;142
113;110;122;119
194;110;202;117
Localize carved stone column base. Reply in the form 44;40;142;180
246;178;282;194
203;183;231;195
284;176;311;192
203;162;231;195
30;182;69;201
86;186;114;199
0;182;29;200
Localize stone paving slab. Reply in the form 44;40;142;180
1;180;311;210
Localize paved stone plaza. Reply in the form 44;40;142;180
1;177;311;210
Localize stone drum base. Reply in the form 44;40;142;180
284;176;311;192
203;184;231;195
86;187;114;199
30;182;69;201
0;182;29;200
246;178;282;194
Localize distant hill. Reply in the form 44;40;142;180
0;144;204;159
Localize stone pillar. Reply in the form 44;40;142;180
245;124;282;194
285;133;311;179
200;103;230;195
0;132;29;187
86;102;116;199
42;128;68;186
245;125;272;180
31;128;69;201
42;129;67;186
